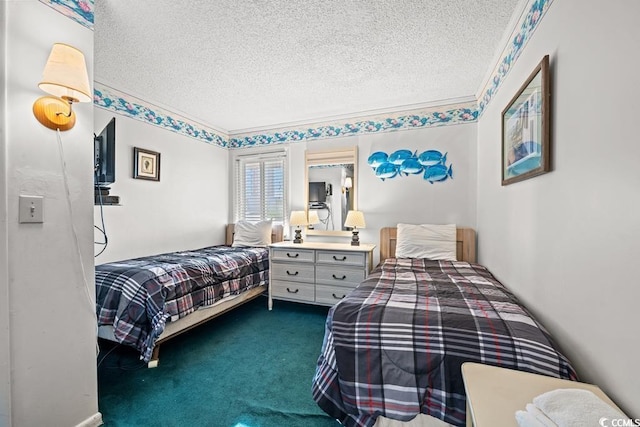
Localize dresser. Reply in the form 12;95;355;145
268;241;376;309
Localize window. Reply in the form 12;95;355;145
234;151;287;224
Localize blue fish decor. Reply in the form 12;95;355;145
367;151;388;169
423;163;453;184
375;162;399;180
368;149;453;183
418;150;447;166
388;149;415;165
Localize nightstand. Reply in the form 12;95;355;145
461;362;623;427
268;241;375;309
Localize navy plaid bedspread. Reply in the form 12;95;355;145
96;245;269;362
312;258;577;427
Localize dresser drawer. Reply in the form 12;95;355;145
271;248;315;263
316;265;365;287
271;280;315;302
271;262;315;283
316;250;365;267
315;284;356;305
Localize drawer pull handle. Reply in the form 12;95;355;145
286;270;299;276
332;274;347;280
286;287;299;294
332;293;346;299
333;255;347;261
286;253;299;258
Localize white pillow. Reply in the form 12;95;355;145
232;220;273;247
395;223;457;260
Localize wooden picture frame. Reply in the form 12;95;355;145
501;55;550;186
133;147;161;181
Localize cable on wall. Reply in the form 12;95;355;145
93;156;108;257
55;129;99;355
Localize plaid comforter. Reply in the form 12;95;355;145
312;258;577;427
96;245;269;362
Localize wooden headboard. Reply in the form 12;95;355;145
225;224;284;246
379;227;477;263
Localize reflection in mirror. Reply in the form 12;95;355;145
308;164;354;231
305;147;357;236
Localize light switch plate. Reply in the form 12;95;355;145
19;195;44;223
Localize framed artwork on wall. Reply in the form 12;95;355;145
501;55;550;186
133;147;161;181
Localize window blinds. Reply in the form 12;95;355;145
235;152;287;223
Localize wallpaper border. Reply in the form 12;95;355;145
228;104;478;148
477;0;554;116
83;0;552;148
94;82;229;148
38;0;94;29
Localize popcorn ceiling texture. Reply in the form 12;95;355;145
94;1;519;132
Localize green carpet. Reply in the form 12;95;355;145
98;296;339;427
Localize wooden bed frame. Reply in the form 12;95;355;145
99;223;284;368
379;226;477;263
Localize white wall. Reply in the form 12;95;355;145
0;1;11;424
477;0;640;417
4;2;100;426
266;123;477;264
94;109;229;264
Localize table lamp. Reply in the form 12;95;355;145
344;210;366;246
289;211;308;243
308;210;320;230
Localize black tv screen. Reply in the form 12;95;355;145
309;182;326;203
94;117;115;187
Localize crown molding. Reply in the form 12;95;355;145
228;96;476;136
93;82;229;148
475;0;555;116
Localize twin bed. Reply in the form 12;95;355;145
312;226;576;427
95;221;576;427
95;223;283;367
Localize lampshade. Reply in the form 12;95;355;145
344;210;366;229
344;177;353;189
308;210;320;225
289;211;308;227
39;43;91;103
33;43;91;131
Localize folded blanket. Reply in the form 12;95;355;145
533;388;626;427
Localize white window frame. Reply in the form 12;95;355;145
234;150;288;225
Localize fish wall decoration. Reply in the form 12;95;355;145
367;149;453;184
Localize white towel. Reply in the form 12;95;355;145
526;404;558;427
516;409;553;427
533;388;627;427
516;403;558;427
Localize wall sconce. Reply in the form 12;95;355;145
32;43;91;131
344;210;366;246
289;211;308;244
342;177;353;194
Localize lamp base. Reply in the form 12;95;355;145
293;228;303;244
32;96;75;131
350;230;360;246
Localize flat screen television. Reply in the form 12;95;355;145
94;117;116;188
309;181;327;204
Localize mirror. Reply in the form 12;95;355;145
305;147;357;236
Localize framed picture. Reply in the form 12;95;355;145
502;55;550;186
133;147;161;181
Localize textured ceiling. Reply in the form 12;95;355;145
94;1;521;133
